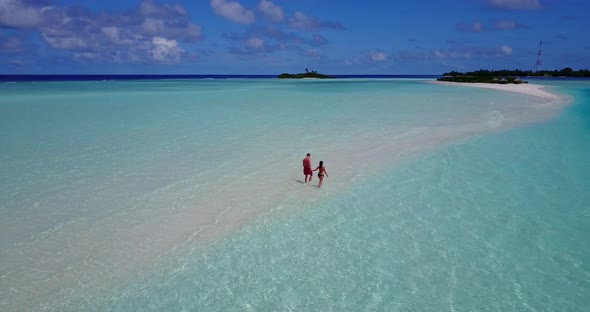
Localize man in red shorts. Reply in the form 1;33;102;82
303;153;313;183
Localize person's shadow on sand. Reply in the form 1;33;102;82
295;180;305;184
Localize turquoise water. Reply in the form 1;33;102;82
1;79;589;311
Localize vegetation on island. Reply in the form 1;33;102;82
438;67;590;84
278;68;335;79
443;67;590;78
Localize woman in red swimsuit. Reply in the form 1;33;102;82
313;161;329;188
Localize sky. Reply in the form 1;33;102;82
0;0;589;74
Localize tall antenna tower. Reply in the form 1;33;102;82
535;40;543;72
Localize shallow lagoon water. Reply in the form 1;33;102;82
1;79;588;311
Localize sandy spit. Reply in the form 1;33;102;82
431;80;561;100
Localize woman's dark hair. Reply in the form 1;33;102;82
319;161;323;168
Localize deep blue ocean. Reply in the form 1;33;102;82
0;74;442;82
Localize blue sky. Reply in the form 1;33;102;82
0;0;588;74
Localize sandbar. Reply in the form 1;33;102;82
431;80;560;100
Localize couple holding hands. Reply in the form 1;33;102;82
302;153;329;188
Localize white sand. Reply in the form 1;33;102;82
432;80;560;100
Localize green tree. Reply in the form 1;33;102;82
560;67;574;76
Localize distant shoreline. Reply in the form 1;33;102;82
2;75;590;83
278;72;335;79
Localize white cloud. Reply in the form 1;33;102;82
371;51;388;62
257;0;282;22
304;49;320;59
149;36;184;62
42;33;89;50
135;1;201;40
0;0;45;28
487;0;540;10
289;11;344;31
245;37;264;49
140;0;187;17
140;17;201;41
142;18;164;34
0;0;201;64
41;24;72;38
499;45;513;55
174;4;187;16
73;52;99;61
101;26;135;45
311;34;328;46
290;12;312;30
139;0;159;17
210;0;255;24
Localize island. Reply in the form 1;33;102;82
278;69;334;79
437;67;590;84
